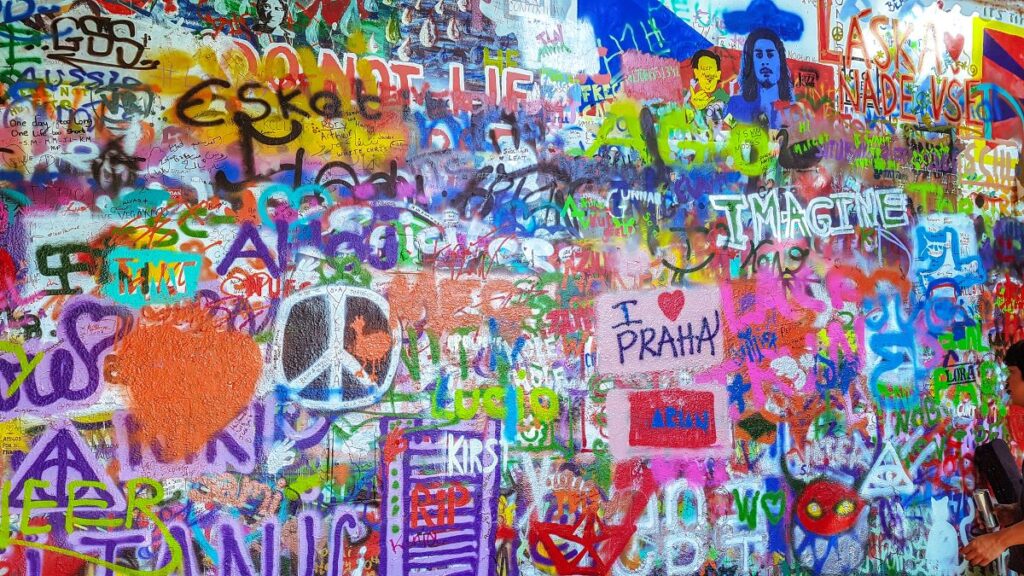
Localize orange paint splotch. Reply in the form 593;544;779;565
107;314;262;461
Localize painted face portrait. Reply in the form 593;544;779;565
753;38;780;88
736;27;793;105
792;479;870;574
257;0;287;29
694;55;721;93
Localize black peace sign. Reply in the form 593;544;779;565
273;286;400;410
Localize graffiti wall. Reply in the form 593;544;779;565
0;0;1023;571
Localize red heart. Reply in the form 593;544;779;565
657;290;685;321
944;32;965;62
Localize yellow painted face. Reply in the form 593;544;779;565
694;55;722;93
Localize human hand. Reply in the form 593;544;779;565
961;532;1007;566
690;88;711;110
266;438;297;474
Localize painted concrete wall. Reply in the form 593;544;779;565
0;0;1021;573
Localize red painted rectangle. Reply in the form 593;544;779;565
628;390;717;448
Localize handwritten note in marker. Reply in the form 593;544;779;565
596;286;724;375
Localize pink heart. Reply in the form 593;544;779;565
944;32;965;62
657;290;685;321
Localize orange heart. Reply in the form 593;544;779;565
110;321;262;461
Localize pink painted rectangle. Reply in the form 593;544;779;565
621;50;684;102
606;385;732;459
595;287;725;375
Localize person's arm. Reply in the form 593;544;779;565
962;517;1024;566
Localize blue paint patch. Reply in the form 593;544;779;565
503;383;518;443
723;0;804;41
577;0;710;80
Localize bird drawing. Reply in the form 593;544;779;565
349;315;392;382
777;128;822;171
